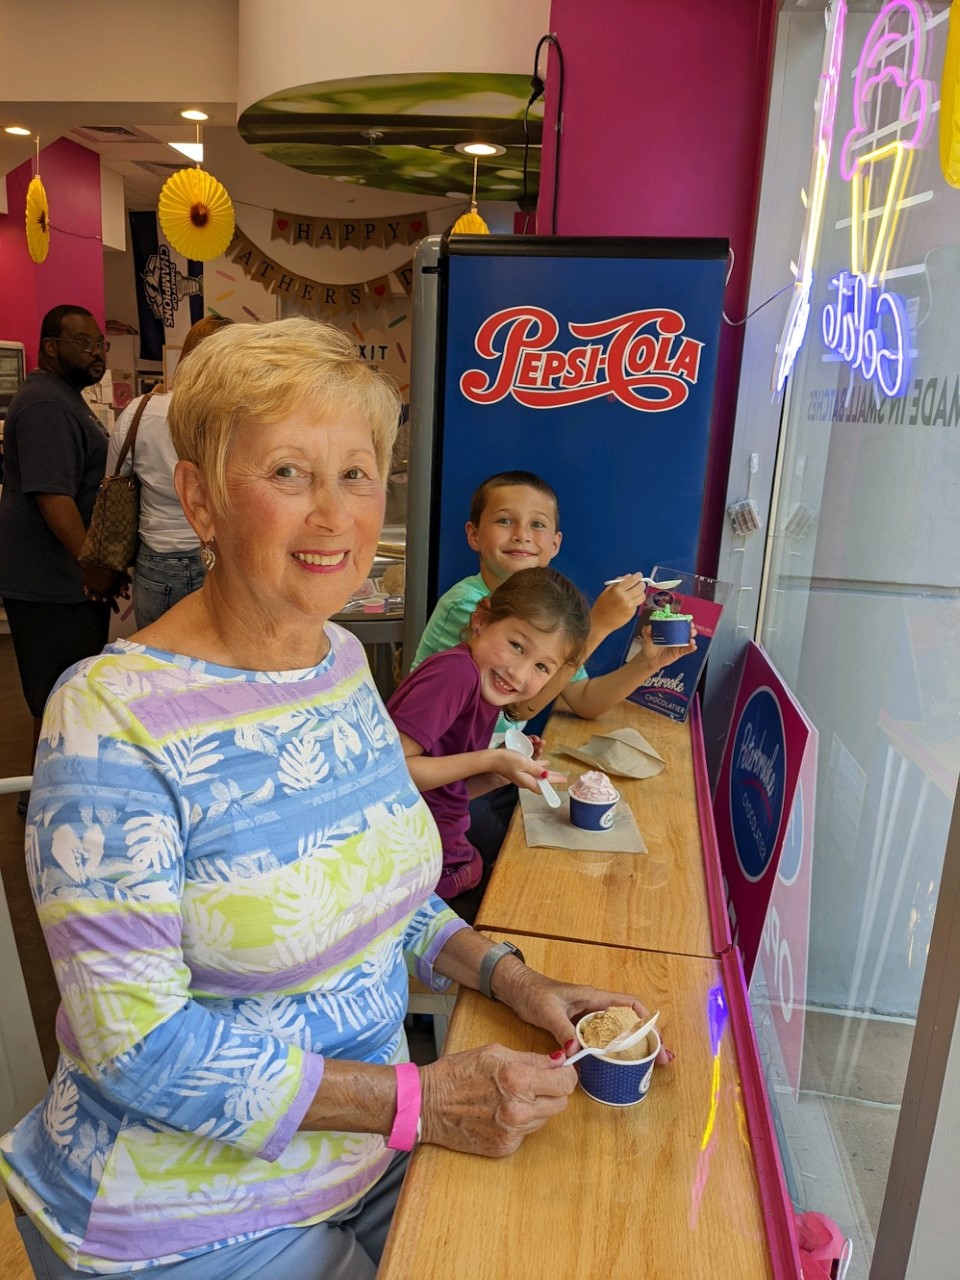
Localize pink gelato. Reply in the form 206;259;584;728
569;770;618;803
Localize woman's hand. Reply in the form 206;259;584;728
495;748;567;795
82;566;130;611
419;1044;576;1156
493;963;673;1066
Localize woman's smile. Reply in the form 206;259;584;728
292;550;351;571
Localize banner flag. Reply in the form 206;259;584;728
401;214;427;245
129;211;203;363
368;273;392;307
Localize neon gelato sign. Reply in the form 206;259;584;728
776;0;931;398
822;270;909;397
818;0;932;396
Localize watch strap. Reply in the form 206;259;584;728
478;940;526;1001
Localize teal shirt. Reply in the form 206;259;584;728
412;573;587;738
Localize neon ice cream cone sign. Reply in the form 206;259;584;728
839;0;933;285
775;0;934;398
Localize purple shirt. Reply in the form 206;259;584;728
388;645;499;894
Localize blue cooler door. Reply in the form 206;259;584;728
430;234;728;678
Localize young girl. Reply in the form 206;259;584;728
387;566;590;922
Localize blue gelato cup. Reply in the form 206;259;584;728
569;791;619;831
575;1014;660;1107
650;616;692;646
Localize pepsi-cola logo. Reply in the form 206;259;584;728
729;687;787;882
459;306;705;412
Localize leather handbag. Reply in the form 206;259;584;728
79;389;156;572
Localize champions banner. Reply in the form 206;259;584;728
129;211;204;363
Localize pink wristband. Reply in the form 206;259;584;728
386;1062;422;1151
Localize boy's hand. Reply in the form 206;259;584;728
590;574;647;636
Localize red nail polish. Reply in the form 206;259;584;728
549;1049;565;1061
540;769;548;779
564;1038;578;1055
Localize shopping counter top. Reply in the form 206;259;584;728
476;698;730;958
381;932;784;1280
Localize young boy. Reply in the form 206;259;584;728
412;470;695;727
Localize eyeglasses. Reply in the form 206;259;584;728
53;336;110;355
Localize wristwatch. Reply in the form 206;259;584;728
478;940;526;1001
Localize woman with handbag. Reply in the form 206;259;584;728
106;315;233;626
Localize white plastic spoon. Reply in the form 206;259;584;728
603;575;683;589
565;1009;661;1065
503;728;562;809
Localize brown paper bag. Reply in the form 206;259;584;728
556;727;665;779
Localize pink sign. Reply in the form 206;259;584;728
713;643;814;981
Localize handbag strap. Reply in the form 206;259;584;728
112;387;159;476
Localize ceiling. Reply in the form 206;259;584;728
0;100;239;206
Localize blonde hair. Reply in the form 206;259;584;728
168;317;401;515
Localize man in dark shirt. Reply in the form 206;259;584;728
0;305;123;785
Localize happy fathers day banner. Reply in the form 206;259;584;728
227;226;414;316
269;208;430;250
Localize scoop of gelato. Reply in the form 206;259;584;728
581;1006;649;1060
569;770;618;803
649;607;693;622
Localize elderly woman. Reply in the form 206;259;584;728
1;318;666;1279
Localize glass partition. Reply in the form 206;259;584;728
749;4;960;1276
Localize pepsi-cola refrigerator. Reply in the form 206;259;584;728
402;234;729;686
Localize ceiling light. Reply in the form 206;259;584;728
180;109;208;122
169;141;204;163
455;142;506;157
4;126;31;136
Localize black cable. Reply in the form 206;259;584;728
522;32;565;234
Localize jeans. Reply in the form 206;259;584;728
133;546;207;627
13;1150;408;1279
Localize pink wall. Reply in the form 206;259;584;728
0;138;105;369
541;0;778;574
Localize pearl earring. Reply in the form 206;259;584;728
199;540;216;572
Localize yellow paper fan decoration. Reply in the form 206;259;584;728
450;207;490;234
158;167;235;261
450;152;490;234
25;175;51;263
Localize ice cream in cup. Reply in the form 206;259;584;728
649;606;693;646
575;1007;661;1106
569;770;620;830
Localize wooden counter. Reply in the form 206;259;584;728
476;700;727;958
381;933;775;1280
